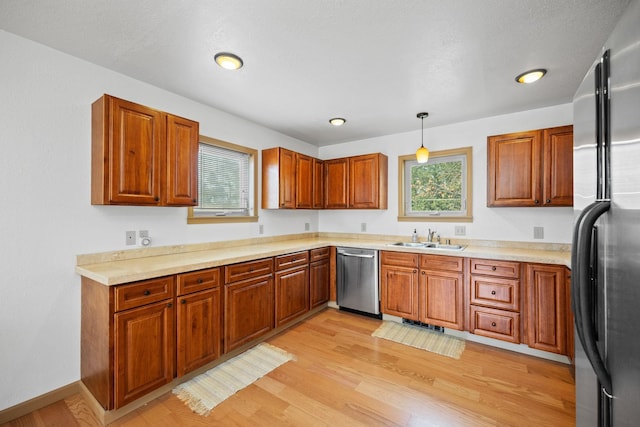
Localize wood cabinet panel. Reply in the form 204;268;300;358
114;300;174;408
310;257;330;309
261;147;296;209
224;258;274;283
296;153;313;208
469;258;520;279
469;275;520;311
348;153;388;209
312;158;325;209
419;269;464;330
487;125;573;207
91;94;198;206
176;268;221;296
469;305;520;343
165;114;199;206
543;125;574;206
275;265;309;327
224;275;274;352
114;276;175;312
380;264;419;320
176;287;221;377
420;254;464;272
526;263;567;354
310;247;330;262
275;251;309;271
325;158;349;208
380;251;419;268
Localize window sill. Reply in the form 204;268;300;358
397;215;473;223
187;215;259;224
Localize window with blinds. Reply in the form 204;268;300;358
193;142;252;217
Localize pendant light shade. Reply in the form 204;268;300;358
416;112;430;163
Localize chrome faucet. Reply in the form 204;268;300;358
427;228;437;243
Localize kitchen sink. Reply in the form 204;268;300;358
386;242;465;251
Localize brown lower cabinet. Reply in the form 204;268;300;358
380;251;464;330
309;247;330;308
81;275;176;410
224;258;274;353
275;251;310;327
176;268;222;377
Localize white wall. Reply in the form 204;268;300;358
0;29;574;411
318;104;575;243
0;31;319;410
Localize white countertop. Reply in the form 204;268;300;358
76;233;571;286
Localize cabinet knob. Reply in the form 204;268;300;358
181;299;186;304
546;199;551;204
197;278;204;284
193;199;197;203
491;322;497;327
491;266;497;271
534;199;539;204
167;302;173;308
143;289;151;296
491;290;496;295
155;197;160;202
249;267;254;272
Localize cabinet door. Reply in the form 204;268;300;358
526;264;567;354
104;96;164;205
279;148;296;208
349;153;387;209
325;158;349;208
114;300;174;408
224;276;274;352
380;264;419;320
542;125;573;206
419;270;464;330
296;153;314;208
176;287;221;377
165;114;199;206
310;259;329;309
487;130;542;207
275;266;309;327
312;158;325;209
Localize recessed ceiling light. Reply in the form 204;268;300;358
329;117;346;126
515;69;547;84
214;52;243;70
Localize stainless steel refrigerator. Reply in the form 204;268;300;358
572;0;640;425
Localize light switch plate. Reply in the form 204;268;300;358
534;226;544;239
454;226;466;236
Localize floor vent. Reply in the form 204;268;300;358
402;319;445;333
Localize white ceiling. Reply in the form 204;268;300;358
0;0;630;146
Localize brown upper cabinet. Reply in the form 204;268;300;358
487;125;573;207
91;94;199;206
262;148;387;210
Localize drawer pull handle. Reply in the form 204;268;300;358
197;278;204;284
492;266;497;271
167;302;173;308
249;267;254;272
181;299;186;304
143;289;151;296
491;322;497;327
491;290;496;295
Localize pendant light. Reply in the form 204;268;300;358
416;112;430;163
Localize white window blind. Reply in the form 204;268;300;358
194;143;251;216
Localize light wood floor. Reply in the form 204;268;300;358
3;308;575;426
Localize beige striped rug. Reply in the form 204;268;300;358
173;343;296;416
372;321;465;359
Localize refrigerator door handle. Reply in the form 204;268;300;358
572;200;612;396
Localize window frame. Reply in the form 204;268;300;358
187;135;259;224
397;146;473;222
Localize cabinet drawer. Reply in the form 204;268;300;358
470;275;520;311
225;258;273;283
469;306;520;343
275;251;309;271
420;254;464;272
114;276;175;312
177;267;221;296
381;251;419;268
469;258;520;278
310;247;330;262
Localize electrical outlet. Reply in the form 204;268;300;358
454;226;466;236
259;224;264;234
361;223;367;232
125;231;136;246
534;226;544;239
139;230;149;238
305;222;310;231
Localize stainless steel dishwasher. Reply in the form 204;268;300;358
336;247;380;318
